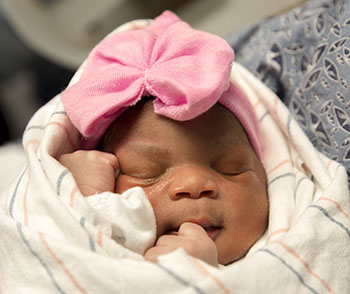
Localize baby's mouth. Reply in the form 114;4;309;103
203;225;222;240
166;221;222;240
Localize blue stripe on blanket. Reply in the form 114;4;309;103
9;167;27;218
56;169;70;196
294;176;309;204
50;111;68;118
23;111;68;135
259;111;269;123
259;248;319;294
17;223;66;294
23;112;67;136
155;263;206;294
268;172;294;186
309;205;350;238
80;217;96;252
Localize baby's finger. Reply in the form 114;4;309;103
178;222;207;238
59;150;120;196
91;151;119;174
144;246;175;263
178;222;219;267
98;151;120;178
154;234;179;247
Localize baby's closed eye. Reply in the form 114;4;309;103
119;160;166;180
214;162;249;176
115;143;169;180
212;154;253;176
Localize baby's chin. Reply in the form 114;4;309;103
218;249;248;266
217;237;259;266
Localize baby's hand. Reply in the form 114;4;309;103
59;150;119;196
144;222;218;267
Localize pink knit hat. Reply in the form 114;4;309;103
62;11;262;160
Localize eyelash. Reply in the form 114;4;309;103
119;170;163;183
118;163;250;183
214;166;250;177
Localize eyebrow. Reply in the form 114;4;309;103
213;133;250;150
118;143;170;158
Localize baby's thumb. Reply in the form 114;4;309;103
178;222;218;267
178;222;207;238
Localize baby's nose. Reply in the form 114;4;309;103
168;165;218;200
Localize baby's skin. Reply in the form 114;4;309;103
59;150;219;267
59;100;268;266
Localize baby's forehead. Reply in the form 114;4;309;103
101;99;250;151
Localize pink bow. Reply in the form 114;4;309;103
61;11;234;148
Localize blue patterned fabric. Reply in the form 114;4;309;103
227;0;350;189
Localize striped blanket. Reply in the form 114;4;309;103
0;18;349;294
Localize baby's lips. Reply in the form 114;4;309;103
180;220;222;240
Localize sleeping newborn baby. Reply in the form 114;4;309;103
59;97;268;266
58;10;269;267
2;9;349;293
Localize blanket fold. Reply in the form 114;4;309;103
0;16;349;294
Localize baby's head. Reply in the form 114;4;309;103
100;97;268;265
62;11;268;265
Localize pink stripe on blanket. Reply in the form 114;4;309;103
275;241;335;294
266;159;292;175
39;232;88;294
266;227;289;244
190;256;230;294
97;230;103;248
69;185;79;208
47;121;77;150
319;198;350;220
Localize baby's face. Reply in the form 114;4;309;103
104;100;268;265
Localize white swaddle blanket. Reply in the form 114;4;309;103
1;18;349;294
